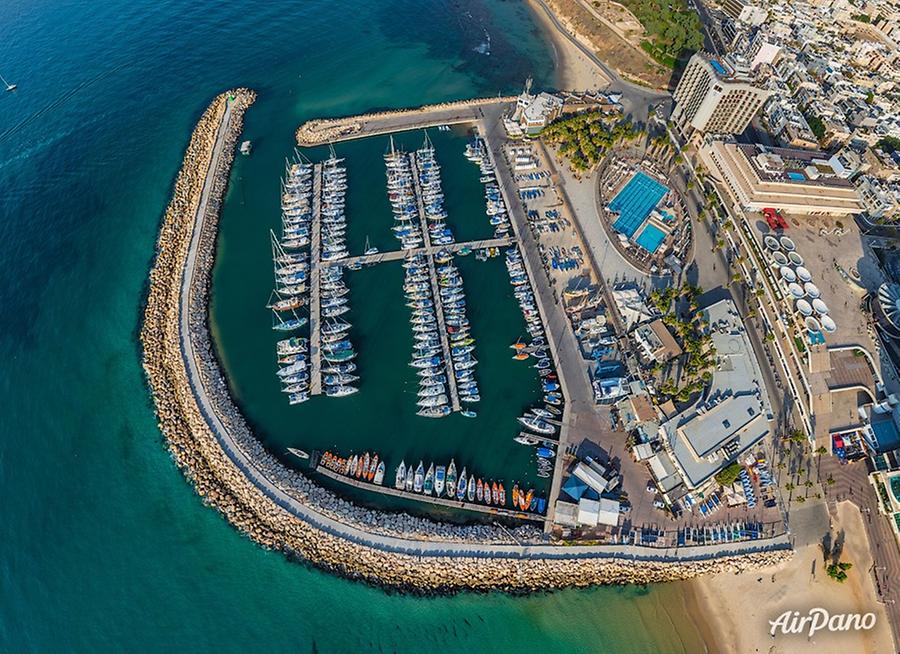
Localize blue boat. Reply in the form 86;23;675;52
536;497;547;514
536;447;555;459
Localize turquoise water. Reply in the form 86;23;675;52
635;223;667;253
0;0;707;651
610;171;669;238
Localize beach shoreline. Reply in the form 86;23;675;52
688;501;895;653
525;0;611;91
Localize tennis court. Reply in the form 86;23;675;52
609;172;668;238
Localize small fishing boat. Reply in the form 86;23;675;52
461;410;477;418
367;455;378;481
518;415;556;435
513;433;540;446
536;497;547;514
359;453;369;479
394;460;406;489
467;476;476;502
491;481;499;505
523;488;534;511
456;467;467;501
434;465;446;497
446;460;457;499
349;455;359;477
536;447;555;459
512;352;529;360
405;464;415;491
423;463;435;495
476;478;483;502
512;484;520;509
373;461;385;485
498;482;506;506
287;448;309;460
413;461;425;493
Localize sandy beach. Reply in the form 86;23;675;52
689;501;894;653
526;0;611;91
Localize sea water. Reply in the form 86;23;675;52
0;0;705;650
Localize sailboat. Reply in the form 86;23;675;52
1;72;16;92
364;236;379;256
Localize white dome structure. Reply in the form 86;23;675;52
804;282;820;299
788;283;805;299
780;266;797;283
796;266;812;282
780;236;796;252
772;251;788;266
796;299;813;316
788;251;804;266
876;282;900;339
812;298;829;315
805;316;821;332
821;315;837;333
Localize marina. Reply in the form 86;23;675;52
316;460;546;523
219;119;572;521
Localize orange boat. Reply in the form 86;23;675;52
359;452;369;479
512;352;529;360
476;479;483;502
511;484;520;509
483;481;492;505
491;481;499;505
524;489;535;511
367;455;379;481
498;483;506;506
510;341;526;350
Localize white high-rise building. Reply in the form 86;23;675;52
671;52;771;136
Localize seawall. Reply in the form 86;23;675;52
295;96;517;146
141;90;792;593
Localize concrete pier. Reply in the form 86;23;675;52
309;164;323;396
320;236;515;268
316;465;546;523
409;152;461;413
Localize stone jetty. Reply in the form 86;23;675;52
295;96;517;146
141;89;792;594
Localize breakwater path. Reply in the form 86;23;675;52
142;90;793;592
295;97;516;146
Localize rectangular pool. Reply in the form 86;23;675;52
634;222;667;253
609;172;669;238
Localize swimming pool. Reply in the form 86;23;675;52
609;172;668;238
634;223;667;253
787;171;806;181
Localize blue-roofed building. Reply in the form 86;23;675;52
865;407;900;454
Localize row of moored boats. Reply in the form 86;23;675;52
272;155;314;404
393;459;547;513
464;136;511;239
318;156;359;398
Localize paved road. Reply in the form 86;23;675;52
172;96;793;565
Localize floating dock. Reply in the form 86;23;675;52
409;152;461;413
316;464;546;523
309;164;323;396
320;236;515;268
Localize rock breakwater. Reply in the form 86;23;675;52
295;96;517;146
141;89;792;593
